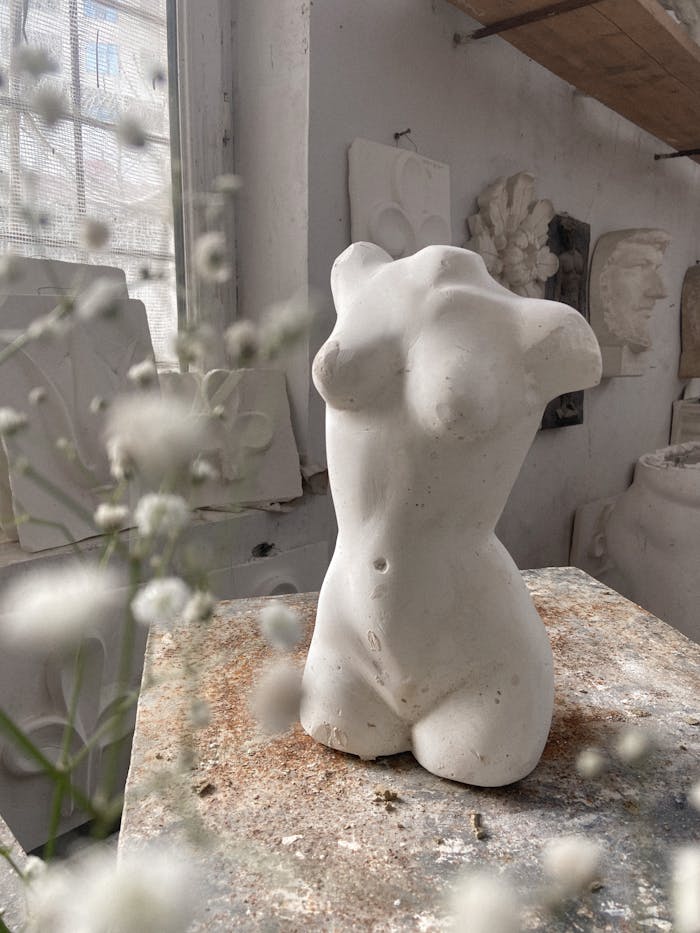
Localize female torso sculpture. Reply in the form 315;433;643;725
301;243;602;786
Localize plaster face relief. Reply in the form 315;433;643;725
348;138;451;259
589;229;671;377
466;172;559;299
301;243;602;786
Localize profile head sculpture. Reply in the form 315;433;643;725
590;229;670;373
302;242;602;787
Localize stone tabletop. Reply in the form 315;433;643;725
0;815;26;930
119;567;699;931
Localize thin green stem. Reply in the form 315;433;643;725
22;464;94;525
0;330;31;366
44;644;86;858
0;709;99;819
68;692;137;771
99;534;117;569
0;847;22;878
13;500;85;560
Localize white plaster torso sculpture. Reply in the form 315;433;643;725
589;229;670;377
301;243;602;786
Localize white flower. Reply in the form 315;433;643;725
575;747;607;779
23;855;47;883
0;407;28;436
225;320;259;366
212;173;243;195
31;86;65;125
183;590;216;624
132;576;191;628
615;726;653;766
127;358;157;387
80;217;111;250
25;845;199;933
104;392;211;484
258;601;303;651
193;231;231;283
117;113;147;148
672;846;700;933
260;294;315;358
90;395;107;414
94;502;129;532
449;870;521;933
689;779;700;812
466;172;558;298
190;457;219;484
14;45;57;79
172;322;216;366
28;386;47;405
26;307;69;341
0;563;121;652
76;277;125;320
134;493;189;538
542;835;603;897
249;660;303;734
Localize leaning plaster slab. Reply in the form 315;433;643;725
301;243;602;787
679;264;700;378
589;229;671;378
671;399;700;443
159;369;302;509
348;138;451;259
0;295;154;551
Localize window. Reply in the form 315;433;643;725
85;42;120;78
0;0;176;364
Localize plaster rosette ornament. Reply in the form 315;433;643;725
466;172;559;298
589;229;671;377
301;242;602;786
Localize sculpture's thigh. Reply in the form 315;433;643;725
411;686;551;787
300;648;411;760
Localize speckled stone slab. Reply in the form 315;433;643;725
119;568;700;931
0;815;26;929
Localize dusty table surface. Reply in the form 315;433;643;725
0;815;26;929
119;567;700;931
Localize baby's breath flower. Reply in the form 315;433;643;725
258;601;303;651
127;357;157;387
23;855;47;883
542;835;603;897
31;86;65;125
0;563;121;652
615;726;653;766
249;660;303;734
104;392;210;484
449;871;521;933
14;45;57;79
26;309;69;340
0;251;21;284
28;386;47;405
76;277;124;320
134;493;189;538
117;113;147;148
212;173;243;195
190;457;219;484
193;231;231;283
55;436;76;459
260;294;315;358
25;845;199;933
80;216;111;250
183;589;216;624
225;319;259;366
94;502;129;532
132;576;191;628
172;322;216;366
90;395;107;414
0;407;28;437
672;845;700;933
575;747;607;779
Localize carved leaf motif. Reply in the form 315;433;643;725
505;172;535;236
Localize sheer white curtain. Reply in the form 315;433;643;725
0;0;176;363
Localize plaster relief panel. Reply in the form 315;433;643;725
348;138;451;259
541;214;591;430
159;369;301;510
589;229;671;378
466;172;558;299
0;295;154;551
679;264;700;378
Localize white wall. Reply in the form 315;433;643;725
232;0;312;457
305;0;700;568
